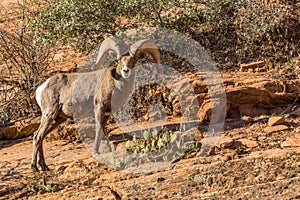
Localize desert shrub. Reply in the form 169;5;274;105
33;0;203;52
1;0;298;126
35;0;299;64
201;0;299;66
31;0;124;52
119;0;203;35
0;0;56;125
128;83;180;121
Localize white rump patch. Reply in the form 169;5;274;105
36;78;50;108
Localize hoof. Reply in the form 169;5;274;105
93;151;100;157
99;141;112;153
31;165;39;173
38;162;50;171
111;143;117;152
41;165;50;171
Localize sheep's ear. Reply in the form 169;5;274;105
108;50;118;59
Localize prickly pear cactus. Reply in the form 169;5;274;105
109;128;202;170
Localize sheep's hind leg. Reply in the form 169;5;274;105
37;142;50;171
31;106;60;172
37;116;66;171
31;116;53;172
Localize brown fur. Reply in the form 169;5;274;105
31;38;160;172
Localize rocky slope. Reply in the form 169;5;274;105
1;59;300;199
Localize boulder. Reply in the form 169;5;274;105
0;117;40;139
0;126;18;139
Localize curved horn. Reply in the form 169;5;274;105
94;37;129;69
130;40;161;64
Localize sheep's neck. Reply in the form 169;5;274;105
111;68;122;80
111;72;135;112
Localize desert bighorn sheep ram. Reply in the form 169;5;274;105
31;37;161;172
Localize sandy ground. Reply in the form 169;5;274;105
1;116;300;199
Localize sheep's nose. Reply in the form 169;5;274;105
123;68;129;73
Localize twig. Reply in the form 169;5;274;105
280;95;299;115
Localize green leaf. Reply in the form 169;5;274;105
144;146;150;153
195;142;202;148
125;155;133;164
152;129;158;138
162;132;169;143
151;139;157;147
126;140;135;148
143;130;151;139
51;185;59;192
43;184;53;192
170;133;179;143
158;138;165;148
27;185;38;193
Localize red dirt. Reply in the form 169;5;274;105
1;113;300;199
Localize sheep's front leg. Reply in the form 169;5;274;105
94;103;111;155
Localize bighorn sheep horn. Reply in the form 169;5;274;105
130;39;161;64
94;37;129;69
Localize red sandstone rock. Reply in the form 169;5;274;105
264;125;289;133
214;136;234;149
290;108;300;117
281;134;300;148
237;139;258;148
267;116;285;127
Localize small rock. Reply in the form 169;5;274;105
0;188;8;196
0;117;40;139
157;177;165;182
37;189;46;195
267;116;285;126
191;80;208;93
231;140;243;148
182;127;203;141
221;152;236;162
264;125;289;133
194;131;204;141
290;108;300;117
199;98;225;123
55;165;67;172
281;134;300;148
198;143;215;156
239;61;265;72
16;122;40;138
237;139;258;148
64;162;78;174
214;135;233;149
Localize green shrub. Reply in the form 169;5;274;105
33;0;203;51
1;0;298;126
35;0;299;64
125;129;178;154
202;0;299;66
31;0;124;52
